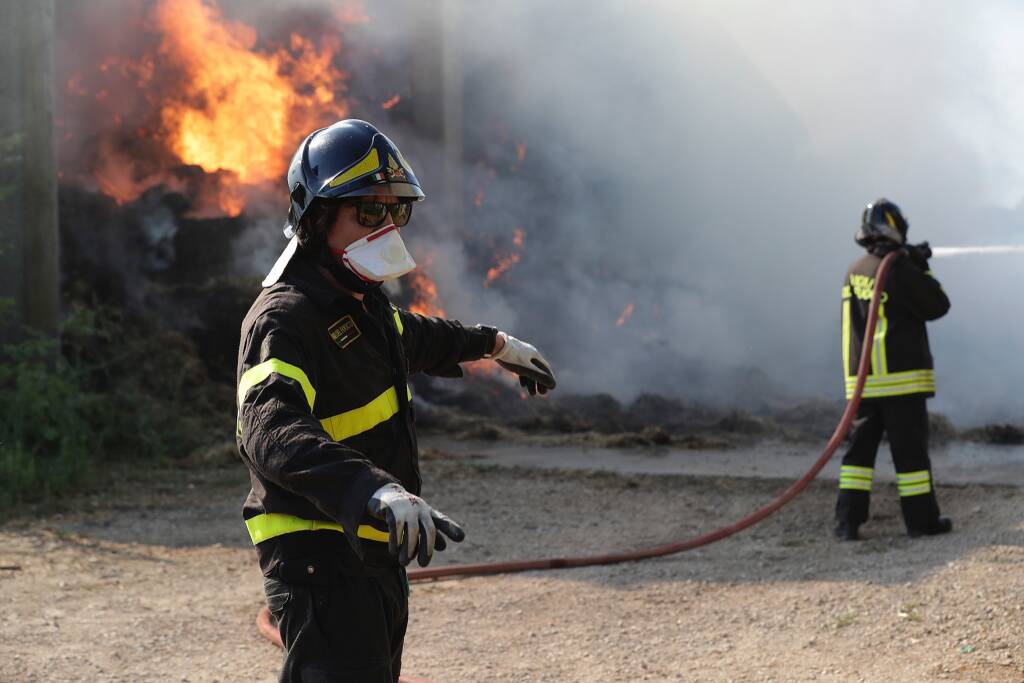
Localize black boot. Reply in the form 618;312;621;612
908;516;952;538
834;522;860;541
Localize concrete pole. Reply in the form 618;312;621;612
0;0;59;340
0;0;26;334
412;0;464;233
19;0;60;337
440;0;464;236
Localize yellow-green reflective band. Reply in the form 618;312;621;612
321;386;401;441
245;513;389;545
329;147;381;188
839;465;873;490
391;305;405;335
844;370;936;399
874;303;888;375
898;483;932;497
852;383;936;399
897;470;932;497
238;359;316;410
841;285;852;299
847;370;937;387
845;370;936;388
841;298;851;379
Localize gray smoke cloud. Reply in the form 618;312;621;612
365;0;1024;424
58;1;1024;425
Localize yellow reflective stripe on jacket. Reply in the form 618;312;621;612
238;359;316;410
321;386;401;441
391;305;404;335
841;287;852;382
845;369;936;387
245;512;389;545
896;470;932;497
851;381;937;399
839;465;873;491
844;369;936;399
873;302;889;375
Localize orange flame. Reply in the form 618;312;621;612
77;0;352;216
616;302;635;327
485;253;520;287
154;0;348;188
484;227;525;287
381;94;401;110
407;252;446;317
403;249;515;384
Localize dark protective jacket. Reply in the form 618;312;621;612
841;249;950;400
236;251;496;574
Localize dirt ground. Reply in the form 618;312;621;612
1;445;1023;682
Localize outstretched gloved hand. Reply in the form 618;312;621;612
491;332;557;395
367;483;466;567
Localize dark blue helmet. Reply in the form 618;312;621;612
856;198;908;247
284;119;425;235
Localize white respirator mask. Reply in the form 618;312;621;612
332;223;417;282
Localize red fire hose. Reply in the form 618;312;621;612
257;252;898;682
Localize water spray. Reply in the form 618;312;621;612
930;245;1024;258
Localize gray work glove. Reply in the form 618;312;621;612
491;332;557;396
367;483;466;567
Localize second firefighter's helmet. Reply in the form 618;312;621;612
856;198;908;247
284;119;425;235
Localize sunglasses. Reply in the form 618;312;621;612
353;201;413;228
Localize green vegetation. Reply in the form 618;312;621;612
0;298;233;513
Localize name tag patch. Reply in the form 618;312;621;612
328;315;361;349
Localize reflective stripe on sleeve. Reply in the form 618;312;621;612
245;512;389;544
238;359;316;410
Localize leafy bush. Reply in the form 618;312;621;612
0;325;94;508
0;299;233;511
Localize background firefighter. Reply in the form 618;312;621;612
235;119;556;681
835;198;952;541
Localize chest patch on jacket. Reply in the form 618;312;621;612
328;315;361;349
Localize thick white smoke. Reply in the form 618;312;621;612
388;1;1024;424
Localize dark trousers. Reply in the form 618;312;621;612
835;395;942;532
264;556;409;682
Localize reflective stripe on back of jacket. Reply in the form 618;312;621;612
840;251;950;400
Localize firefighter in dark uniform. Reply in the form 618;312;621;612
835;198;952;541
236;119;556;681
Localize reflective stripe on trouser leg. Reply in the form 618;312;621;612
839;465;873;491
896;470;932;497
